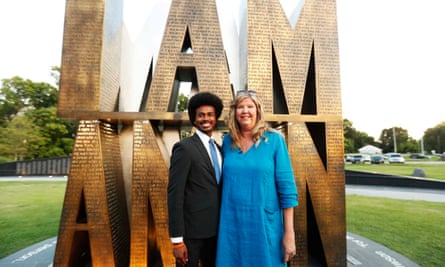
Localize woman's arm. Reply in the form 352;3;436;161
282;207;296;262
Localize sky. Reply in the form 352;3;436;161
0;0;444;140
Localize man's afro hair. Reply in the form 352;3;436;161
187;92;224;124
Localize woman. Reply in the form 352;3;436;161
216;90;298;266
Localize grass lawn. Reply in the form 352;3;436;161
347;195;445;267
1;181;444;267
0;181;66;258
345;163;445;181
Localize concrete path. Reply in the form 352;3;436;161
346;232;420;267
347;184;445;203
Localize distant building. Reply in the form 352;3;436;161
359;145;382;154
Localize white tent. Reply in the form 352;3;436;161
358;145;382;154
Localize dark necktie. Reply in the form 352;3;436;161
209;139;221;183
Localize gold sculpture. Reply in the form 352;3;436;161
55;0;345;266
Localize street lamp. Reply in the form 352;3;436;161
392;127;397;153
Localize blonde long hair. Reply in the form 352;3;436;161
227;91;270;148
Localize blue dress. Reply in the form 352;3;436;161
216;131;298;267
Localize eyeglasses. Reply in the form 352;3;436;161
236;90;257;97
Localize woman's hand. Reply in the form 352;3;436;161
282;229;296;262
282;207;296;262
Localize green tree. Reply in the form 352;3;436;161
25;107;75;158
0;76;57;121
0;76;76;161
0;77;26;127
379;127;419;153
50;66;61;86
423;121;445;154
177;93;189;112
0;116;43;160
343;119;356;153
343;119;376;153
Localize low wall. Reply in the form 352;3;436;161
0;162;17;176
0;157;71;176
345;170;445;190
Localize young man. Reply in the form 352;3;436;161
167;92;223;267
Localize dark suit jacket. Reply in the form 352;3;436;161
168;133;221;239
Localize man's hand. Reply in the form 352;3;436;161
173;243;189;266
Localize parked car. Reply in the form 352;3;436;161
371;155;385;164
345;154;354;162
388;153;405;163
350;154;364;164
409;153;428;159
362;154;371;163
346;154;370;164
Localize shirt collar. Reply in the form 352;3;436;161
195;129;212;144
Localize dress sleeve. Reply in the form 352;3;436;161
273;132;299;208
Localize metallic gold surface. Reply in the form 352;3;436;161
144;0;233;113
54;121;130;266
57;0;122;113
56;0;345;266
246;0;345;265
